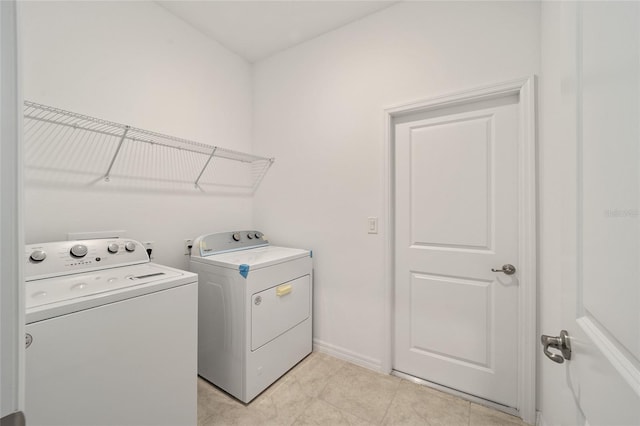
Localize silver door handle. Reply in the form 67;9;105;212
541;330;571;363
491;264;516;275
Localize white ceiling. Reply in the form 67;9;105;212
156;1;398;63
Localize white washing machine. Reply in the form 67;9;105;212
24;238;198;426
190;231;312;403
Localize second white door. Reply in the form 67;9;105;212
394;96;520;408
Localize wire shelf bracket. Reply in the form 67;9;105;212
194;146;217;189
104;126;129;182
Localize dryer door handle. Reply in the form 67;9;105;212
276;284;292;296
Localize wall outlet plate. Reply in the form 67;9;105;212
143;241;154;259
184;239;193;255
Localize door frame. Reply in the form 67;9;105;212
381;76;537;424
1;0;25;422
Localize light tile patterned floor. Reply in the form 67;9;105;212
198;352;529;426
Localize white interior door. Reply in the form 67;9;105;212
553;2;640;424
394;96;520;408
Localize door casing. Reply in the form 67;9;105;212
1;0;25;421
381;76;537;424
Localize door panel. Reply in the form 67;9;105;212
558;2;640;424
409;115;491;249
394;99;519;408
580;0;639;359
410;273;492;367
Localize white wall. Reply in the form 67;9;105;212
21;1;254;269
253;2;540;369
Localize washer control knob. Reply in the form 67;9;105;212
107;243;119;254
232;232;241;242
70;244;88;258
30;250;47;262
247;233;253;240
124;241;136;252
255;232;262;239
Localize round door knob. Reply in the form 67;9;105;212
30;250;47;262
107;243;119;254
124;241;136;252
70;244;88;258
232;233;241;242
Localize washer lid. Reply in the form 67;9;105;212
193;245;310;270
26;263;196;323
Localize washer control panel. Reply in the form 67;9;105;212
193;230;268;257
25;239;149;281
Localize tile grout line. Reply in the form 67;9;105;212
317;397;373;425
313;358;348;398
286;391;317;426
378;379;403;425
288;377;316;426
284;356;348;426
295;357;346;400
315;364;374;425
317;359;405;425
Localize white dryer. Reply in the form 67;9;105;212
24;238;198;426
190;231;312;403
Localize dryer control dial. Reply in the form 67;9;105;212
124;241;136;252
107;243;119;254
232;233;241;242
30;250;46;262
70;244;88;258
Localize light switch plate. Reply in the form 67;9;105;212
367;217;378;234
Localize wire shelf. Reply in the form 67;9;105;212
23;101;274;193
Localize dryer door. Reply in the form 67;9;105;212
251;275;311;351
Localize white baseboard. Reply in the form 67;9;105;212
313;338;382;373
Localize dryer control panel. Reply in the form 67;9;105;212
192;231;269;257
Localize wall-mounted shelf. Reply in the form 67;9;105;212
23;101;274;193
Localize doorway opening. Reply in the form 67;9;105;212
381;77;537;424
